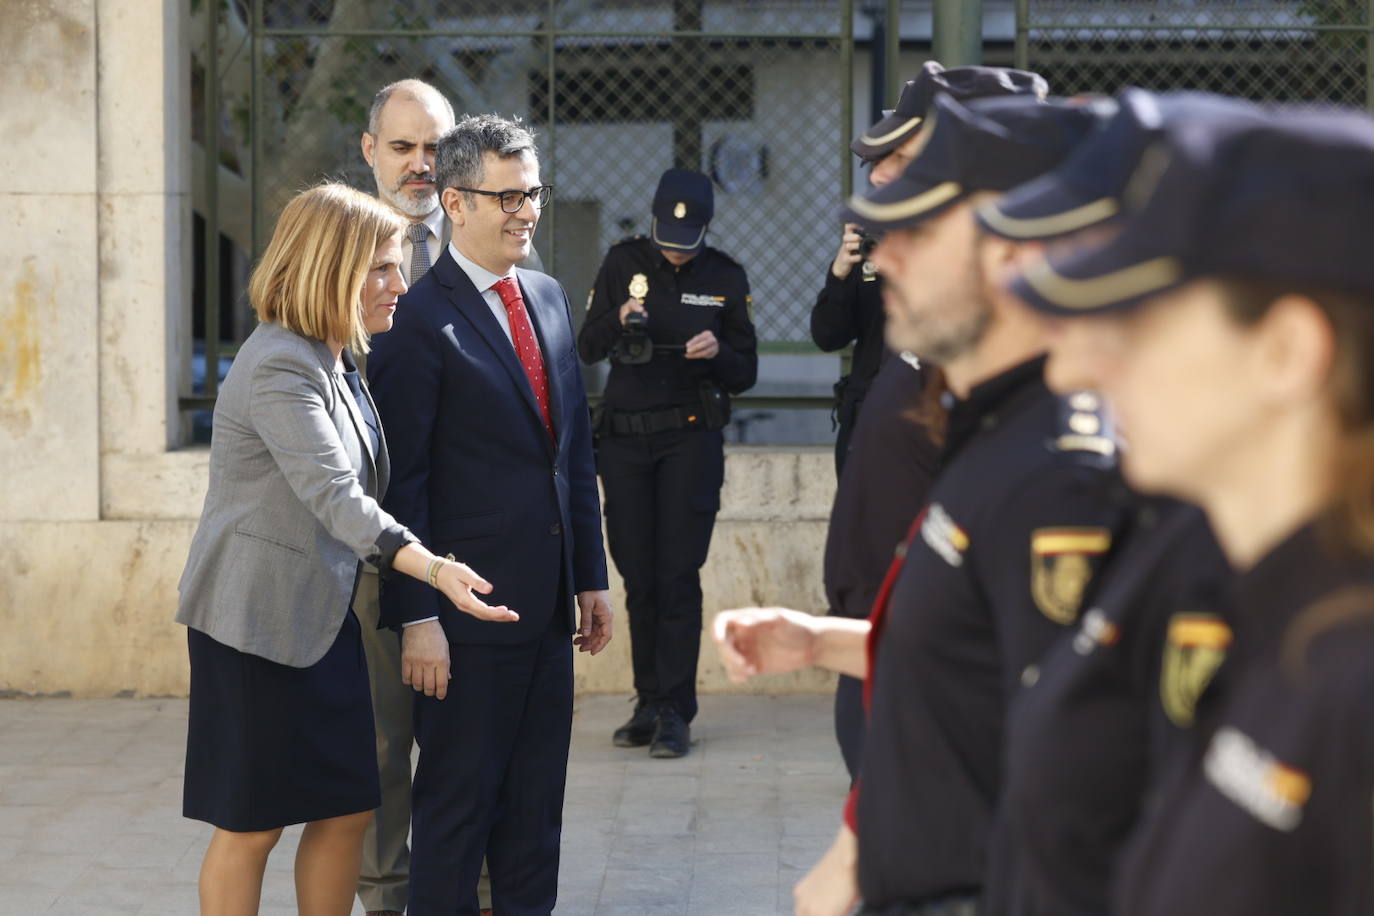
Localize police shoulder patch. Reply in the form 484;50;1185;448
1055;390;1116;457
920;503;970;567
1161;611;1231;727
1204;725;1310;831
1030;527;1112;625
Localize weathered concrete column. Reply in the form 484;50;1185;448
0;1;101;521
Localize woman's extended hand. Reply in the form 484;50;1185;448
435;560;520;623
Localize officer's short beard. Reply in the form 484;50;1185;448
893;257;992;366
917;297;992;365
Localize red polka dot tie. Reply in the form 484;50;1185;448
491;276;554;441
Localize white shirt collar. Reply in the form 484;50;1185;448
448;242;516;294
420;206;445;242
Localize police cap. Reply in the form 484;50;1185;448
977;89;1265;242
842;94;1108;232
1012;110;1374;316
651;168;714;254
851;61;1051;161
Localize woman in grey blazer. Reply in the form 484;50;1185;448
177;183;518;916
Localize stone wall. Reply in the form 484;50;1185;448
0;452;837;698
0;0;838;699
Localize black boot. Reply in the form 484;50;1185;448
649;705;690;758
612;698;656;747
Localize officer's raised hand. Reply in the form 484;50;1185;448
684;330;720;359
712;608;818;682
618;297;646;325
714;608;871;682
830;222;864;280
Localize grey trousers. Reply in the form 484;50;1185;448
355;572;413;913
354;572;493;914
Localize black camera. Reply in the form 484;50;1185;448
612;310;654;365
858;233;879;258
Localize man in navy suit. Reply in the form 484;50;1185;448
368;113;613;916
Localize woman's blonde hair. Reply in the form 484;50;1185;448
249;183;406;354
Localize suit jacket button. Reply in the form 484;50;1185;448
549;522;563;535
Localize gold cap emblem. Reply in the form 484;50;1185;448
674;202;687;219
628;273;649;300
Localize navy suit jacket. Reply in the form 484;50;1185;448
368;249;609;644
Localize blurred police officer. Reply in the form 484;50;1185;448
714;95;1122;915
820;62;1050;785
1008;106;1374;916
973;89;1267;916
812;62;1047;475
578;168;758;757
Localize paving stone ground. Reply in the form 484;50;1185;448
0;693;846;915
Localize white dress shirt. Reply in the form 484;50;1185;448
448;243;518;346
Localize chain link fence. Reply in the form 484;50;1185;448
194;0;855;377
1015;0;1374;107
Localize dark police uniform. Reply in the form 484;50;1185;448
1001;101;1374;916
822;352;941;781
1114;522;1374;916
854;357;1131;913
985;499;1231;916
577;231;757;732
820;60;1048;478
810;255;889;475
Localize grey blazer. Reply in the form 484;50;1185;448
177;320;412;667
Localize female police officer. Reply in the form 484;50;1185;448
577;168;757;757
970;89;1266;916
1011;109;1374;915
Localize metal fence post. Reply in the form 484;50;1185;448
1014;0;1030;71
672;0;706;169
249;0;262;261
933;0;983;67
204;0;221;400
885;0;902;106
1367;0;1374;110
841;0;854;200
545;0;557;274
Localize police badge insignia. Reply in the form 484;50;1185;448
1161;612;1232;727
628;273;649;300
862;260;878;281
674;201;687;219
1030;528;1111;624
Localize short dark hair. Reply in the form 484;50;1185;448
435;114;538;205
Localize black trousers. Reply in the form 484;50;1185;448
858;896;979;916
597;425;724;722
834;673;867;783
408;615;573;916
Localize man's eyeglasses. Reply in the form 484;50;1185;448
455;185;553;213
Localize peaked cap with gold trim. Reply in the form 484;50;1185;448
1012;108;1374;317
651;168;714;254
842;94;1106;233
851;61;1050;161
977;89;1265;243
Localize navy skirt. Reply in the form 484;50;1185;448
183;608;381;832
